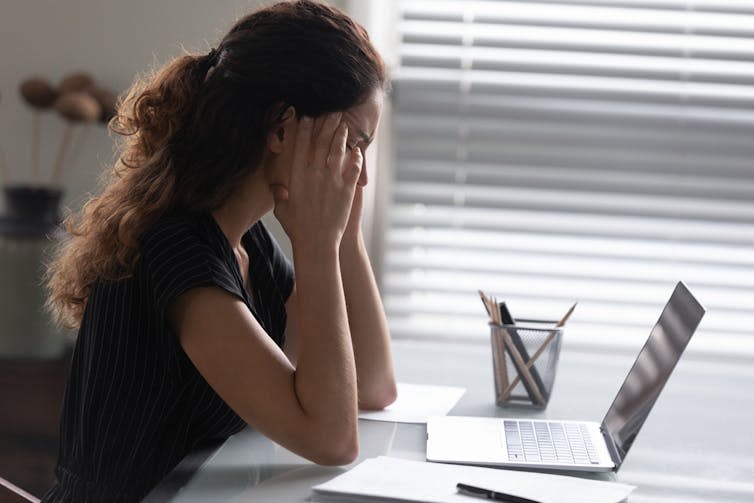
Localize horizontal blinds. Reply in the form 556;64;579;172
383;0;754;358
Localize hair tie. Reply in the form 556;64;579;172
206;48;220;67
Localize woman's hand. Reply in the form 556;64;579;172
272;112;363;252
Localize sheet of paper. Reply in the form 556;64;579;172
312;456;635;503
358;383;466;424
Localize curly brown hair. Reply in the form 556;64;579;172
45;0;388;328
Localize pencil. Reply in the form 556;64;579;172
556;302;578;327
478;290;492;318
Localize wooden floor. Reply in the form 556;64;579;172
0;352;70;502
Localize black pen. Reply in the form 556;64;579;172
456;483;543;503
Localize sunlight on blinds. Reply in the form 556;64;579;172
383;0;754;358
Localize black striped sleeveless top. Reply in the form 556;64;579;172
42;211;294;502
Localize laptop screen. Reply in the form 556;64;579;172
602;282;705;465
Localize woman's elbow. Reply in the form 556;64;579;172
309;433;359;466
360;381;398;411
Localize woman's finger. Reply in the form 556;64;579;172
329;122;349;176
312;112;342;170
290;116;313;183
344;146;363;186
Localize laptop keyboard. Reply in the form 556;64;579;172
503;420;600;465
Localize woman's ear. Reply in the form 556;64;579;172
266;105;296;154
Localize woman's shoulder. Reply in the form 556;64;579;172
140;210;208;246
137;211;242;308
138;210;227;273
141;210;230;258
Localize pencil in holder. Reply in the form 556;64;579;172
490;321;563;409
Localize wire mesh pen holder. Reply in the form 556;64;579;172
490;322;564;409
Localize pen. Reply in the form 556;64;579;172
456;483;543;503
498;301;514;325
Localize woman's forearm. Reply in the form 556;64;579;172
339;233;397;410
291;244;359;459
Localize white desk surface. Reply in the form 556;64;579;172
147;339;754;502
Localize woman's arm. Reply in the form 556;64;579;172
339;232;397;410
284;187;397;411
171;113;364;465
339;186;397;410
170;276;356;465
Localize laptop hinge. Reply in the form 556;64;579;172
600;423;623;471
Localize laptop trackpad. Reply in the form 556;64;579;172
427;416;508;465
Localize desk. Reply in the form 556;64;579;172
148;340;754;502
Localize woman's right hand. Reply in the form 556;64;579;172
271;112;364;252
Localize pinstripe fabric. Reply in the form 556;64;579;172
42;211;294;502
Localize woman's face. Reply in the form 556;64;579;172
264;88;383;191
339;88;383;187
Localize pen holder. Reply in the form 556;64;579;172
490;321;563;409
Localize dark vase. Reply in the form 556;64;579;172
0;185;66;358
0;185;62;238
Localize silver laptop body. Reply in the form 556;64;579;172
426;281;706;473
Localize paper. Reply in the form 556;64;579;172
358;383;466;424
312;456;635;503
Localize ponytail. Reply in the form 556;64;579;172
116;52;213;166
46;50;214;328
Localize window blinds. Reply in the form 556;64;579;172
383;0;754;358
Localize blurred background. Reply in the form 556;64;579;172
1;0;753;499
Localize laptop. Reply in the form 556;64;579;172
426;281;705;473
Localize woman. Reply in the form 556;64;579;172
42;1;396;500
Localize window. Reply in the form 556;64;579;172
382;0;754;358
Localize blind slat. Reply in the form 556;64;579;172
395;162;754;201
401;44;754;86
387;228;754;267
402;1;754;36
395;115;754;148
383;272;752;311
400;21;754;60
386;249;754;289
395;141;754;176
395;67;754;108
395;88;754;127
392;183;754;222
390;204;754;255
394;127;754;162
